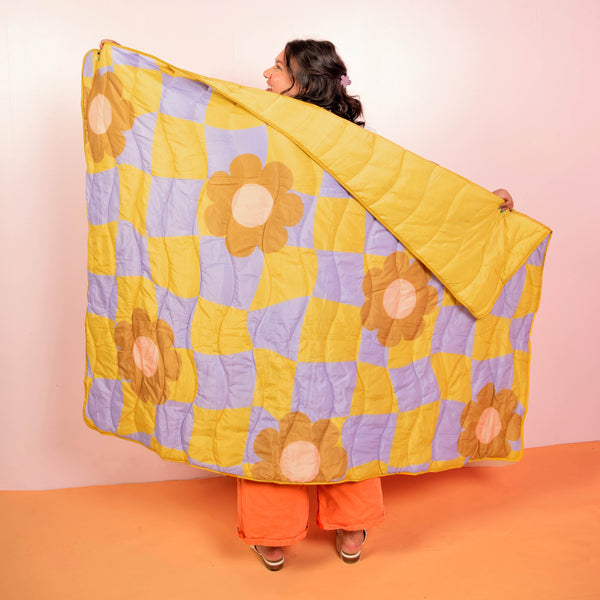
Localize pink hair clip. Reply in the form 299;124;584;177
340;74;351;87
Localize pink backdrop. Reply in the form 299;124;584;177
1;0;598;489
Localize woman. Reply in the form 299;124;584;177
98;38;514;571
243;39;514;572
238;40;382;571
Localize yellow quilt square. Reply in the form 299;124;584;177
150;437;189;463
329;416;347;438
118;381;157;436
351;363;397;416
88;221;117;276
96;47;111;71
429;456;466;472
363;253;386;272
118;164;152;236
252;348;296;420
195;187;216;238
266;128;323;197
344;460;388;481
151;114;207;179
430;353;472;404
441;288;459;307
116;276;157;323
511;350;531;406
472;315;513;361
114;64;163;117
513;265;543;319
388;401;440;468
85;147;117;174
204;92;265;129
169;348;197;404
506;448;523;461
313;196;366;253
147;235;200;299
190;298;252;355
188;406;252;467
249;246;318;310
85;313;119;380
387;308;440;369
298;298;362;362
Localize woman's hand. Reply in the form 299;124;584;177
493;188;514;212
100;39;120;50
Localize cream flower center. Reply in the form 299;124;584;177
132;336;160;378
280;440;321;483
382;278;417;320
475;407;503;444
231;183;274;228
88;93;113;135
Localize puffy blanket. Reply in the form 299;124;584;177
82;44;551;484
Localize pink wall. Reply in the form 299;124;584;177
1;0;598;490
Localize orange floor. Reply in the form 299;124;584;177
1;442;598;600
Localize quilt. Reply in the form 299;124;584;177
82;44;551;484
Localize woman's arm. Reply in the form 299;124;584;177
492;188;514;211
99;39;120;50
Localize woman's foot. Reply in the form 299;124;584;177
336;529;367;564
251;545;285;571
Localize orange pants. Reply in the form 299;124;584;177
237;477;385;546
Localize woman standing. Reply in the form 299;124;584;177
246;39;513;571
98;37;514;571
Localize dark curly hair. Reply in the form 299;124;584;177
282;39;365;127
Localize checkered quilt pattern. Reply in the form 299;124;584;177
82;45;551;483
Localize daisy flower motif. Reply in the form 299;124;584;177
83;70;135;162
115;308;181;405
361;251;438;347
251;412;348;483
458;383;522;459
204;154;303;257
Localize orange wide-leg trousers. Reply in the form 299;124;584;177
237;477;385;546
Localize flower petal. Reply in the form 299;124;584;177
425;285;439;312
206;172;239;206
505;413;522;441
383;251;409;277
259;220;288;254
495;388;518;418
117;350;136;379
253;428;280;461
476;383;495;409
87;131;107;163
115;322;134;350
251;460;280;481
131;308;152;337
225;218;260;257
162;347;181;381
393;311;425;341
105;126;127;159
270;191;303;228
230;154;263;180
156;319;176;349
362;268;380;296
261;161;293;196
460;401;483;428
279;412;313;444
404;260;430;289
487;435;510;458
457;429;479;457
319;446;348;480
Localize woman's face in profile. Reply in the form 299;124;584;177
263;50;298;96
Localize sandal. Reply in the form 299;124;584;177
336;530;367;564
251;545;285;571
